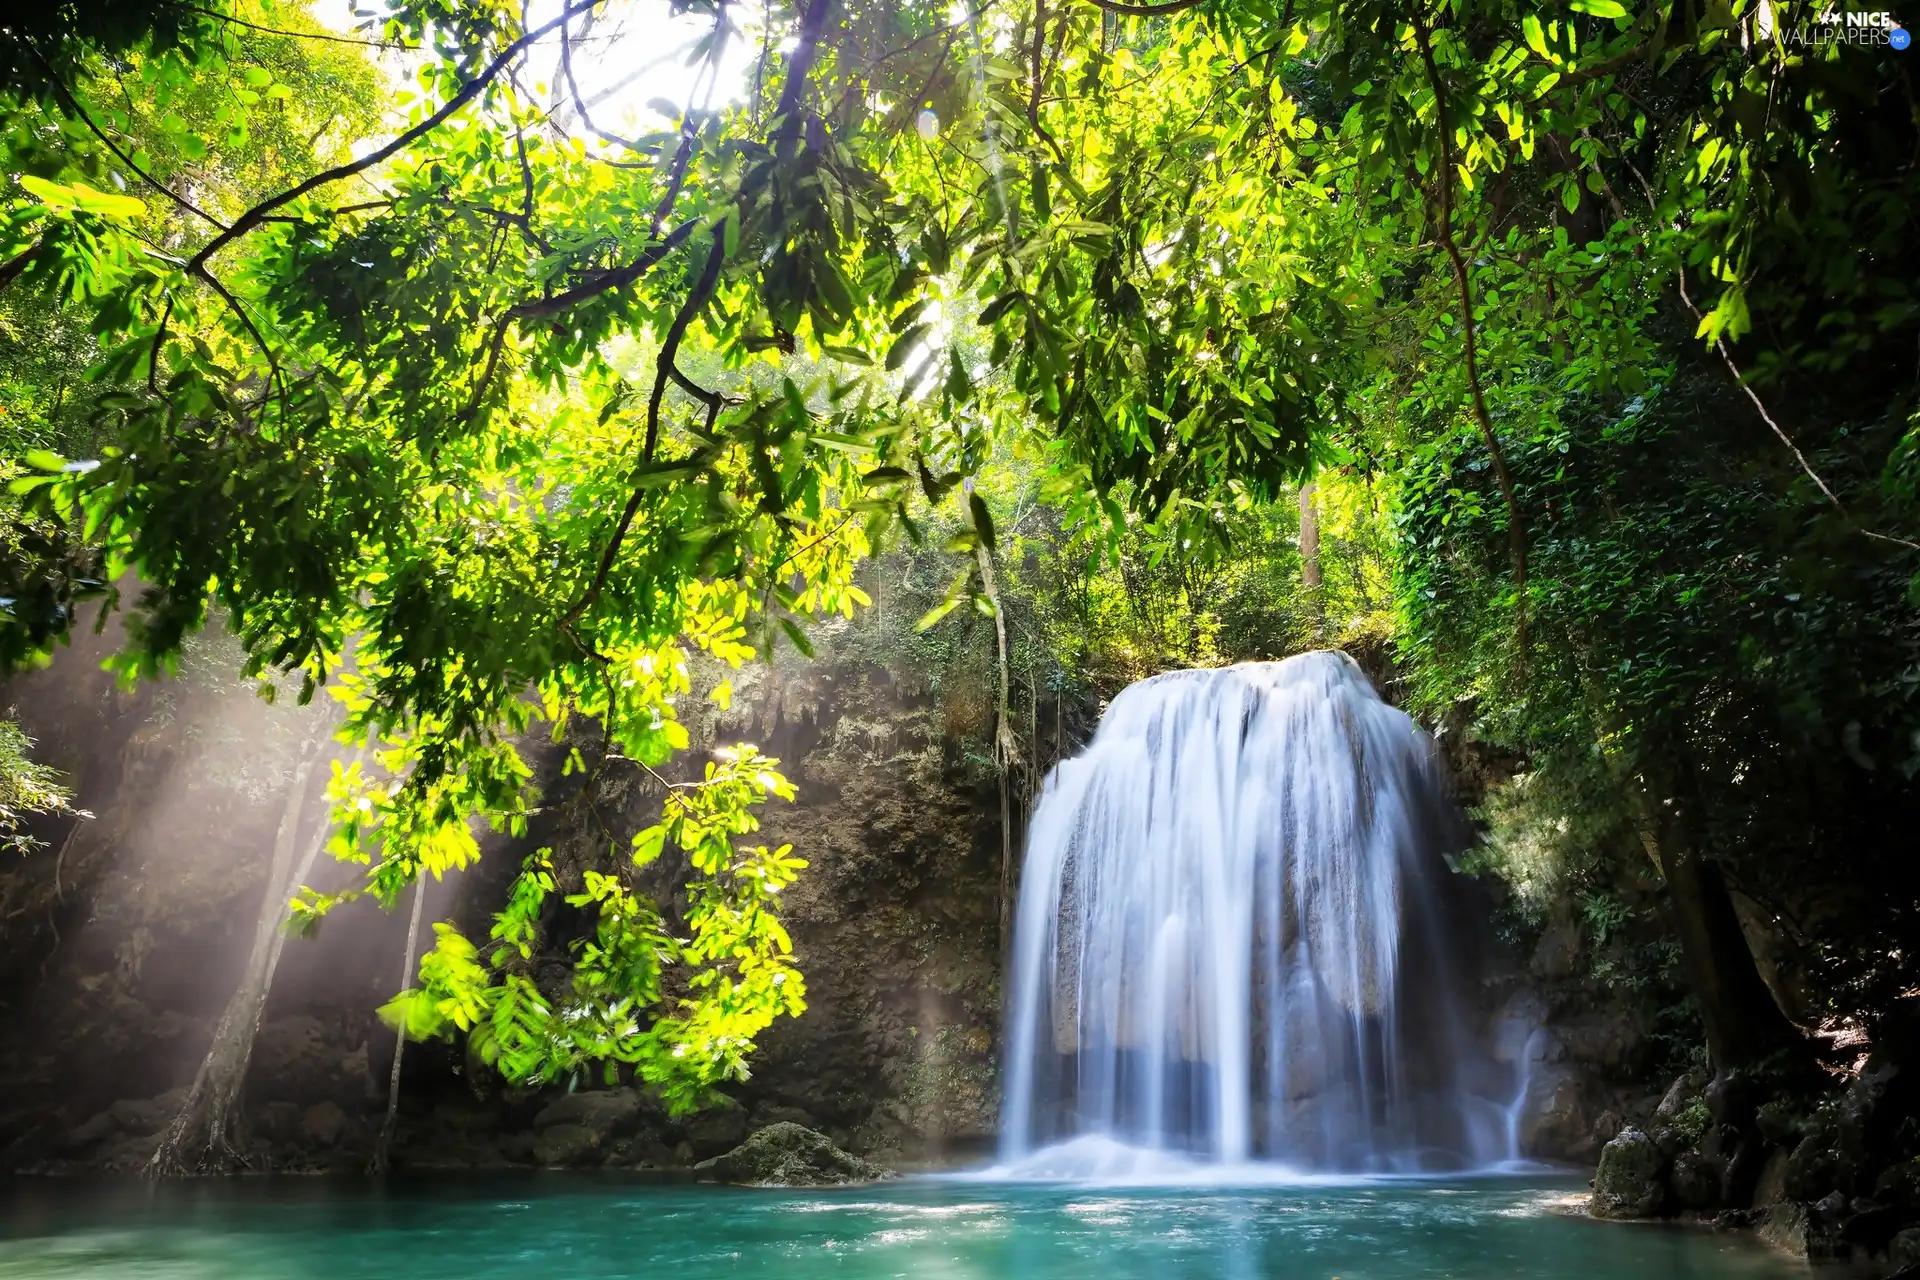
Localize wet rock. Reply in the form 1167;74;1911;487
1875;1159;1920;1215
1757;1202;1808;1257
1751;1147;1791;1208
682;1104;750;1159
1785;1133;1847;1202
301;1102;346;1147
532;1123;603;1167
250;1016;368;1106
56;1113;115;1154
1529;916;1582;981
1669;1147;1724;1212
693;1122;893;1187
1516;1068;1594;1160
1839;1196;1900;1252
532;1088;643;1138
256;1102;303;1144
1655;1068;1708;1121
1889;1227;1920;1270
1589;1126;1670;1219
106;1089;183;1136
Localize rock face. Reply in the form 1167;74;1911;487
693;1123;893;1187
1590;1127;1671;1219
0;607;1018;1174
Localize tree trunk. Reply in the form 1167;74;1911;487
1639;752;1808;1078
146;740;330;1176
1299;481;1324;639
373;875;426;1174
975;540;1020;954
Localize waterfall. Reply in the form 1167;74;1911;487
999;652;1513;1176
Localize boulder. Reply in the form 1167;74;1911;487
532;1123;603;1167
106;1091;181;1136
1655;1068;1707;1121
1516;1067;1593;1160
1669;1148;1724;1212
1889;1227;1920;1271
251;1016;366;1105
1876;1159;1920;1215
693;1122;892;1187
1589;1126;1670;1220
1785;1132;1848;1202
532;1088;643;1137
683;1104;750;1159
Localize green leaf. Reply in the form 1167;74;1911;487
1522;13;1549;57
17;175;146;222
22;449;66;473
631;825;667;866
887;323;932;371
1568;0;1629;16
968;492;997;550
778;617;815;657
977;291;1026;326
914;596;963;630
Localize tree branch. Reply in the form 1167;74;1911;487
559;11;653;154
773;0;834;150
504;218;699;320
564;232;729;627
187;0;600;275
180;4;420;50
34;52;229;230
1411;7;1529;656
1078;0;1202;16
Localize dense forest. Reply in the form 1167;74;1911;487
1;0;1918;1255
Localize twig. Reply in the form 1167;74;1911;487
1676;272;1920;553
505;219;698;320
1622;151;1920;554
1410;8;1530;655
1078;0;1202;15
565;232;729;626
181;4;420;50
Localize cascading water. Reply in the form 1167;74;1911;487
999;652;1515;1176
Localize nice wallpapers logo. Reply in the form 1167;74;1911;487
1782;7;1912;47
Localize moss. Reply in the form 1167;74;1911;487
693;1123;892;1186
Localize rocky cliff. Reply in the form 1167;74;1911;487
0;609;1014;1175
0;608;1649;1176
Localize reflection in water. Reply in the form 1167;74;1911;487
0;1175;1803;1279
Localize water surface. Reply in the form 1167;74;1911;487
0;1174;1798;1278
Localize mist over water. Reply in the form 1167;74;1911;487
999;652;1516;1177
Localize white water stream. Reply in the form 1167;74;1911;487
998;653;1518;1176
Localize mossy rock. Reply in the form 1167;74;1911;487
1589;1127;1671;1220
693;1123;893;1187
